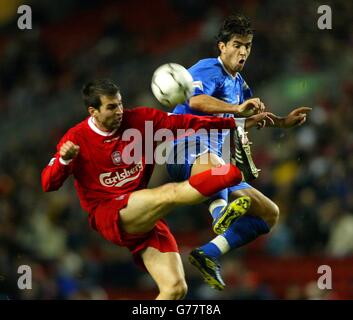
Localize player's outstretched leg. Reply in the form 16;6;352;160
119;163;244;235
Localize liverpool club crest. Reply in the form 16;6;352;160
111;151;121;165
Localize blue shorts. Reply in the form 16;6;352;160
166;139;252;193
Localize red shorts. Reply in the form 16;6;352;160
88;194;179;269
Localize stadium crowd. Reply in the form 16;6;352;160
0;0;352;299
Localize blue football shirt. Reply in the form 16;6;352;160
172;57;252;155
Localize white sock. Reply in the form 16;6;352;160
210;235;231;254
209;199;227;219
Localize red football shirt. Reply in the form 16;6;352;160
41;107;237;213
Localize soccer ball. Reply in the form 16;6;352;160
151;63;194;108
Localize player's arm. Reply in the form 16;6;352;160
261;107;312;129
189;94;265;116
41;140;80;192
150;108;272;133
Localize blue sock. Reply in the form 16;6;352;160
200;215;270;259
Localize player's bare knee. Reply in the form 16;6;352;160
267;202;280;229
245;194;280;230
173;281;188;300
160;278;188;300
161;279;188;300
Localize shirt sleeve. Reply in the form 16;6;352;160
190;66;218;96
41;132;76;192
143;108;237;135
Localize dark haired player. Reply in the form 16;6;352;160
167;14;311;290
42;79;269;299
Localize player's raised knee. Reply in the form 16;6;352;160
268;202;280;229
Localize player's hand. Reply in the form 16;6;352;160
282;107;312;128
238;98;266;116
60;141;80;161
245;112;274;129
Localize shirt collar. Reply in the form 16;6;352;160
88;117;117;136
217;56;237;80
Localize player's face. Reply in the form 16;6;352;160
219;34;253;75
95;94;124;131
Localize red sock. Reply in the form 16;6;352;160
189;164;242;197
